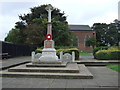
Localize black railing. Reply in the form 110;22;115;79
1;41;36;59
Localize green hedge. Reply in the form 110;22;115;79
56;48;79;60
35;48;79;60
55;46;78;49
37;46;78;50
93;46;110;58
95;50;120;60
35;48;42;54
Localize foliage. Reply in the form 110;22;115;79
108;46;120;50
24;24;46;46
57;48;79;60
93;46;110;58
5;28;23;44
35;48;42;54
55;46;78;49
37;46;78;49
107;65;120;72
92;19;120;46
5;4;73;46
35;47;79;60
52;21;73;46
85;37;97;49
80;52;93;56
95;49;120;60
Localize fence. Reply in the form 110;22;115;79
1;41;36;59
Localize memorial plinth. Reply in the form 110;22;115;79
39;48;58;62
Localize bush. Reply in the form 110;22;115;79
35;47;79;60
95;50;120;60
108;46;120;50
55;46;78;49
56;48;79;60
93;46;110;58
35;48;42;54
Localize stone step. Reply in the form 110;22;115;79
8;63;79;73
26;62;67;67
1;72;93;79
32;61;62;64
0;64;93;79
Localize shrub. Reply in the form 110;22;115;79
56;48;79;60
108;46;120;50
95;49;120;60
55;46;78;49
93;46;110;58
35;47;79;60
35;48;42;54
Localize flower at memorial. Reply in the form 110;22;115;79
46;34;52;40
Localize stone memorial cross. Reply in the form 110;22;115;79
45;4;53;23
45;4;53;35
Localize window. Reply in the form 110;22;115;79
85;35;91;47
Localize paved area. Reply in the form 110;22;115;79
2;66;119;88
1;56;119;70
0;56;30;70
0;56;119;89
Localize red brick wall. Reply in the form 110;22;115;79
71;31;96;52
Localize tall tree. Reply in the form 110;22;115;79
92;19;120;46
5;4;72;46
92;23;108;46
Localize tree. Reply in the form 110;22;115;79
5;4;73;46
5;28;22;43
86;37;97;49
92;20;120;46
24;24;46;46
92;23;108;46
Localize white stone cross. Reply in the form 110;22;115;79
45;4;53;22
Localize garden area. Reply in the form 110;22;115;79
93;46;120;60
35;46;120;60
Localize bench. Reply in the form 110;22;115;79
0;53;11;59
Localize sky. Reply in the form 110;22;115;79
0;0;119;41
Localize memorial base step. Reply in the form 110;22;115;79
0;63;93;79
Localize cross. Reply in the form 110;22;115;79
45;4;53;22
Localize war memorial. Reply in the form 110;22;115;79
1;4;93;79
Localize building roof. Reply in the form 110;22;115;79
69;25;92;31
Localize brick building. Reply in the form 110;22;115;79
69;25;96;52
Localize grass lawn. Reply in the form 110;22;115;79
107;65;120;72
80;52;93;56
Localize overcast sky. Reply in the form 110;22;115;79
0;0;119;41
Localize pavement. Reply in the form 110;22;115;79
2;66;119;89
0;56;30;70
0;56;119;89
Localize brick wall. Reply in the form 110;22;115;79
71;31;96;52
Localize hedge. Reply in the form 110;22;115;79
35;48;79;60
93;46;110;58
56;48;79;60
95;50;120;60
